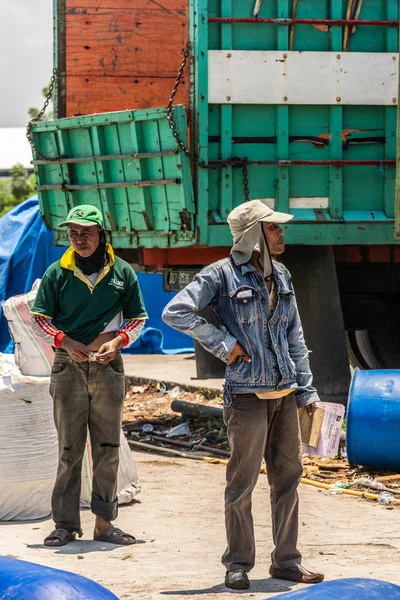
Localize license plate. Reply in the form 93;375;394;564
163;269;198;292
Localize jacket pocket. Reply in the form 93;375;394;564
225;356;251;383
278;289;295;316
230;286;260;324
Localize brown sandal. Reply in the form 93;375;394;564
94;527;136;545
44;528;76;547
269;565;324;584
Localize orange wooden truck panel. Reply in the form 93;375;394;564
65;0;189;117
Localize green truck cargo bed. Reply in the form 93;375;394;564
191;0;400;246
38;0;400;248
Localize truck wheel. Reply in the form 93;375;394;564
367;308;400;368
347;310;400;370
346;332;368;370
352;330;382;369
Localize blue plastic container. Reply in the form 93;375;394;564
0;556;119;600
270;578;400;599
347;369;400;470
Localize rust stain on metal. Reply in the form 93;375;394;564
106;210;117;231
142;211;154;231
316;129;363;145
342;129;362;141
312;24;329;32
312;133;330;148
180;209;191;231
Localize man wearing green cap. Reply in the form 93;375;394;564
31;204;148;547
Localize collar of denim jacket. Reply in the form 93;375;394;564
238;261;292;295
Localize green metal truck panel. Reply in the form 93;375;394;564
191;0;400;246
31;106;195;248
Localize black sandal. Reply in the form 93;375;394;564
94;527;136;545
44;528;76;547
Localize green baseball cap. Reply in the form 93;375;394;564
59;205;104;228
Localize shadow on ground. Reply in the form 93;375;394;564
27;539;146;555
160;578;298;595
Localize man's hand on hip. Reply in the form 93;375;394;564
61;337;91;362
95;336;124;364
227;343;252;366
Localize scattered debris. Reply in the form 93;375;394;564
378;492;396;505
350;477;395;493
171;400;223;419
166;422;191;438
123;382;227;457
142;424;154;434
329;488;344;495
123;383;400;504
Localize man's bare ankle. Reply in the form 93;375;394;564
94;516;112;534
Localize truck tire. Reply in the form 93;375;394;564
346;332;368;370
347;313;400;370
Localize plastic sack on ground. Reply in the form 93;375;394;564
2;280;53;377
0;356;139;521
81;430;140;507
0;355;58;520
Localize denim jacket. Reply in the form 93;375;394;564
162;257;319;408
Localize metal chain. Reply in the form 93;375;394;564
28;52;251;198
166;43;193;160
167;44;251;200
242;162;250;202
26;68;62;162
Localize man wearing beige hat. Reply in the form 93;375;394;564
162;199;323;589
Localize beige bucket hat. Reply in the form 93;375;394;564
227;199;293;235
227;200;293;276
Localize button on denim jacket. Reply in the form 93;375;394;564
162;257;319;408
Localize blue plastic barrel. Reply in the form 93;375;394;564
347;369;400;470
270;578;400;599
0;556;119;600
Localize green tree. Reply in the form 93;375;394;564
0;180;14;218
28;85;53;121
0;165;36;218
10;164;35;202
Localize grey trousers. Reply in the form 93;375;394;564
222;392;303;572
49;349;126;535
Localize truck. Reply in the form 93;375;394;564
30;0;400;405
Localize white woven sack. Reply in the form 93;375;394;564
0;356;140;521
80;430;140;507
2;280;53;377
0;355;58;520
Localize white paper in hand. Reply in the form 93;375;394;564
302;401;345;459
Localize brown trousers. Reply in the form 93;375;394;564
49;349;126;536
222;392;303;572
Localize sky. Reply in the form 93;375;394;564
0;0;53;127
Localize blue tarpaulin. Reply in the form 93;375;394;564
0;197;193;355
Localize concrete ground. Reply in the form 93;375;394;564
3;449;400;600
123;354;224;393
